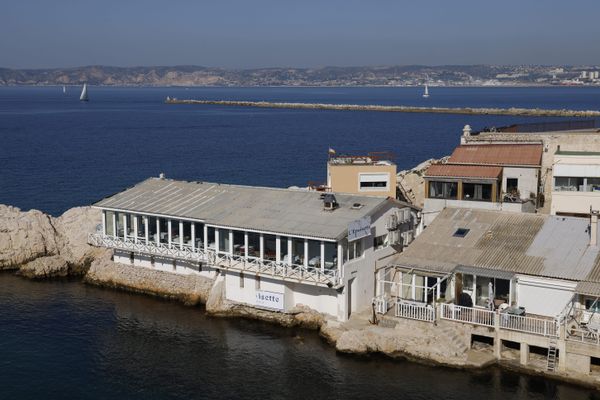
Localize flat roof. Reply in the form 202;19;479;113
93;177;409;240
426;164;502;179
449;144;542;166
555;150;600;156
384;208;600;283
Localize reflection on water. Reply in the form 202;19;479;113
0;273;598;399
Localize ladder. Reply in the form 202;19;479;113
547;338;558;372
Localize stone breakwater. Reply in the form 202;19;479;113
165;98;600;118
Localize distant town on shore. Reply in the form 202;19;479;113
1;64;600;87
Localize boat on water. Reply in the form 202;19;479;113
423;84;429;98
62;85;66;94
80;84;89;101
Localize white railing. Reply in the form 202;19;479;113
88;233;209;262
88;233;338;286
440;303;495;327
566;327;600;345
395;300;435;323
373;296;388;315
499;313;558;337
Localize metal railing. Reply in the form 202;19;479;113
88;233;209;262
88;233;338;286
396;300;435;323
440;303;495;327
500;313;558;337
374;296;388;315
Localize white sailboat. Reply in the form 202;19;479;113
62;85;66;94
422;84;429;98
80;84;89;101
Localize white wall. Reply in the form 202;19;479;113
223;271;339;317
114;250;217;279
502;167;539;200
516;275;576;317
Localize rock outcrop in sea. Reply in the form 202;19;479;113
0;204;108;278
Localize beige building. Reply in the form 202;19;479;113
327;152;397;198
461;121;600;215
551;149;600;216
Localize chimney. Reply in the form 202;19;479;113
591;209;599;246
462;124;472;137
159;172;165;180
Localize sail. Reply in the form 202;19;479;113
62;85;66;94
80;84;89;101
423;84;429;98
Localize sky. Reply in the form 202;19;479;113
1;0;599;69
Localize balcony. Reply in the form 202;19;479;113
88;233;339;287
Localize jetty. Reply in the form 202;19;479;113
165;98;600;118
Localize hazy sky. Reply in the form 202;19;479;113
1;0;599;69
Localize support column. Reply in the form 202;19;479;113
494;313;501;359
337;243;343;276
287;238;293;265
167;219;172;248
156;218;161;244
276;235;281;263
437;277;441;300
144;216;149;244
229;230;234;255
133;215;138;243
520;343;530;365
123;214;128;241
191;223;196;251
179;220;184;249
102;211;107;236
304;239;309;267
320;241;325;273
112;212;117;237
204;225;208;252
244;232;249;260
411;274;416;300
215;228;220;254
259;234;264;261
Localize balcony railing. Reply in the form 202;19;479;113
500;313;558;337
395;300;435;323
440;303;495;327
88;233;338;286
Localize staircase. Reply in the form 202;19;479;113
547;338;558;372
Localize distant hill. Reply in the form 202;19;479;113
0;64;588;87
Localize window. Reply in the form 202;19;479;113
506;178;519;194
586;298;600;312
453;228;470;238
554;177;584;192
348;239;363;260
359;173;389;191
374;234;389;250
428;181;457;199
463;183;492;201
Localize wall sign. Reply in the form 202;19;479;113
348;216;371;241
255;290;284;311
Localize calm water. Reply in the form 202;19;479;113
2;86;600;399
0;273;597;400
1;86;599;216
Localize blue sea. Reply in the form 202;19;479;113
1;86;599;216
2;86;600;399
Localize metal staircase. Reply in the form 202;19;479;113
547;338;558;372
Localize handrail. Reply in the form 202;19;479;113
499;313;558;337
396;300;435;323
88;233;338;286
440;303;495;327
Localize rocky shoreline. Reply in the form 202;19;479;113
1;203;599;390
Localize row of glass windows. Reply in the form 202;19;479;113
428;181;494;202
104;211;338;268
554;177;600;192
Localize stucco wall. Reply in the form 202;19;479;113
328;163;397;198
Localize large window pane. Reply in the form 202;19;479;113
463;183;492;201
429;181;457;199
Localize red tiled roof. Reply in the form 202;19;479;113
449;144;542;166
426;164;502;179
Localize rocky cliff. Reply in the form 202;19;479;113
0;204;108;278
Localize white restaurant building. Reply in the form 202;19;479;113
89;176;420;321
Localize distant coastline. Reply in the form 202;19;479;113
1;64;599;87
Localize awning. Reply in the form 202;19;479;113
575;281;600;297
453;265;515;280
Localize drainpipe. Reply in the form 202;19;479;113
591;208;599;246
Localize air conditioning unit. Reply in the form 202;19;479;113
386;213;398;231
